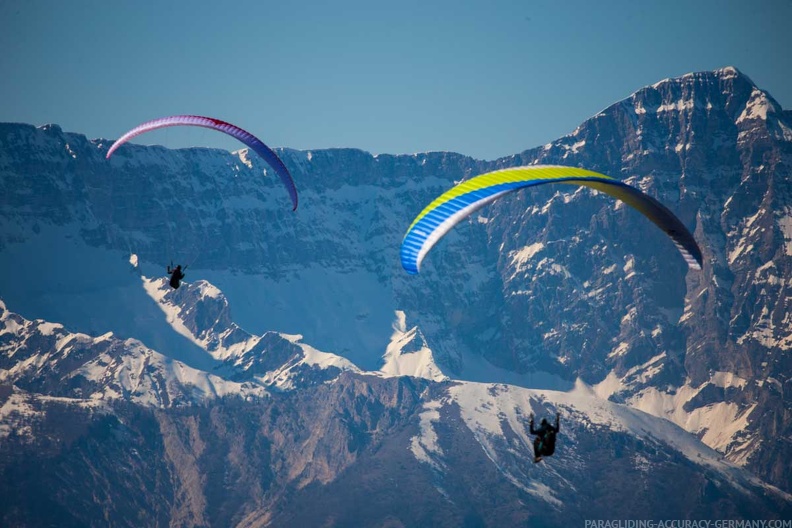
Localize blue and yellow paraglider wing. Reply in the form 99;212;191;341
400;165;702;274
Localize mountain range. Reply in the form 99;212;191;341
0;66;790;525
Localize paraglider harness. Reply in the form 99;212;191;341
167;262;186;289
530;412;560;461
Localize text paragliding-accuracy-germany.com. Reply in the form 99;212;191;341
583;520;792;528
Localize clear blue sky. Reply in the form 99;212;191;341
2;0;790;160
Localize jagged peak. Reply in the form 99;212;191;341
716;65;743;78
37;123;63;134
649;66;754;90
379;311;448;382
545;67;765;147
546;66;788;150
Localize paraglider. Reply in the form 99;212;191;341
106;115;298;211
400;165;703;274
530;412;560;463
167;263;185;289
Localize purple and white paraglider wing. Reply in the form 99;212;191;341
107;115;298;211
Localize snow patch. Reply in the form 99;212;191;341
294;340;359;372
629;382;757;463
509;243;544;277
379;311;447;382
657;99;696;114
0;393;37;439
711;371;747;389
235;148;253;169
36;322;62;336
623;257;635;279
778;209;792;256
728;241;754;264
410;399;446;471
607;342;629;359
593;371;624;399
623;353;666;384
197;282;223;299
736;89;777;124
570;140;586;153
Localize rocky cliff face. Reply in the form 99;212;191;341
1;67;791;523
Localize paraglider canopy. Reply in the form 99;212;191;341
106;115;298;211
400;165;703;274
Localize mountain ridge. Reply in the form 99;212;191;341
1;66;790;523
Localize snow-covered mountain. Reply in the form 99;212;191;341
1;294;789;525
1;66;791;524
